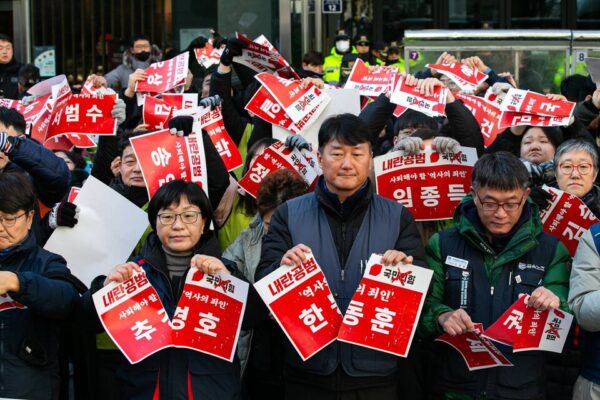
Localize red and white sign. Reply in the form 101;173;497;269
252;34;299;80
0;294;26;312
171;269;249;362
143;95;173;130
539;186;599;256
498;112;571;129
390;76;448;117
93;271;172;364
337;254;432;357
455;93;503;147
238;140;319;198
196;106;243;171
513;304;573;353
254;253;342;361
374;147;477;221
344;59;397;97
255;72;330;125
501;89;575;118
161;93;198;111
233;33;297;80
67;187;81;203
0;98;19;109
245;86;325;134
46;94;118;141
483;295;530;346
129;129;208;199
135;52;190;94
193;40;223;69
31;78;72;144
436;323;513;371
426;63;488;92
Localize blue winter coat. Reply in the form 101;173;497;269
0;232;80;400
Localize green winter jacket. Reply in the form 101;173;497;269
421;194;571;339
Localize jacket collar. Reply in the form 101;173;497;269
315;176;372;220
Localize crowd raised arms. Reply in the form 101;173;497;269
1;28;600;400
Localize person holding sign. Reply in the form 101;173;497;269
85;179;247;399
0;172;80;400
256;113;426;399
422;151;570;399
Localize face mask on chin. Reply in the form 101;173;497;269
133;51;150;62
336;40;350;53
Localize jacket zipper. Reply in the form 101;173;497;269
340;223;346;282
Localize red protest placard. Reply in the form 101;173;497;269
193;41;222;69
245;86;324;134
253;35;299;80
171;269;248;362
46;94;118;141
161;93;198;110
0;294;26;312
135;52;189;94
483;295;529;346
129;129;208;199
513;305;573;353
426;63;488;92
254;253;342;361
238;141;319;198
67;187;81;203
93;271;172;364
436;323;513;371
374;147;477;221
539;186;599;256
197;107;243;171
143;95;173;130
31;79;72;144
498;111;571;129
337;254;432;357
390;76;448;117
502;89;575;118
234;33;286;75
18;93;51;137
255;72;330;125
0;98;18;109
344;59;397;97
455;93;503;147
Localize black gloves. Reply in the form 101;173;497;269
168;116;195;137
48;202;79;229
220;38;246;67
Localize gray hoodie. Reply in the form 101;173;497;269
104;44;162;89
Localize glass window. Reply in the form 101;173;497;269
577;0;600;29
511;0;562;28
448;0;500;28
381;0;433;43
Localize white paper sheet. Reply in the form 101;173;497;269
44;176;149;288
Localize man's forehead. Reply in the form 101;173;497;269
324;139;369;149
476;187;525;200
122;146;136;158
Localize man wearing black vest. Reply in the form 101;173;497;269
256;113;426;399
422;151;570;399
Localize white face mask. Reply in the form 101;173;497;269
336;40;350;53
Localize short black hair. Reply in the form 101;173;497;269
302;51;324;66
471;151;530;192
560;74;596;102
0;34;13;45
0;107;26;135
394;109;438;136
129;34;151;48
18;64;40;89
318;113;371;152
0;172;35;213
118;130;148;157
147;180;213;233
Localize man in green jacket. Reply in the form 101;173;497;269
421;151;570;400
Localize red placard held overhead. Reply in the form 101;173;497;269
172;269;249;362
143;95;173;130
390;76;448;117
425;63;488;92
502;89;575;117
455;93;503;147
254;253;342;361
135;52;189;94
374;147;477;221
337;254;432;357
93;271;172;364
344;59;397;97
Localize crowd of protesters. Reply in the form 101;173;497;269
2;26;600;400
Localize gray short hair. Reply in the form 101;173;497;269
553;139;599;171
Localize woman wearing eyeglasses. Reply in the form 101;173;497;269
553;140;600;218
0;172;80;400
85;179;250;400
